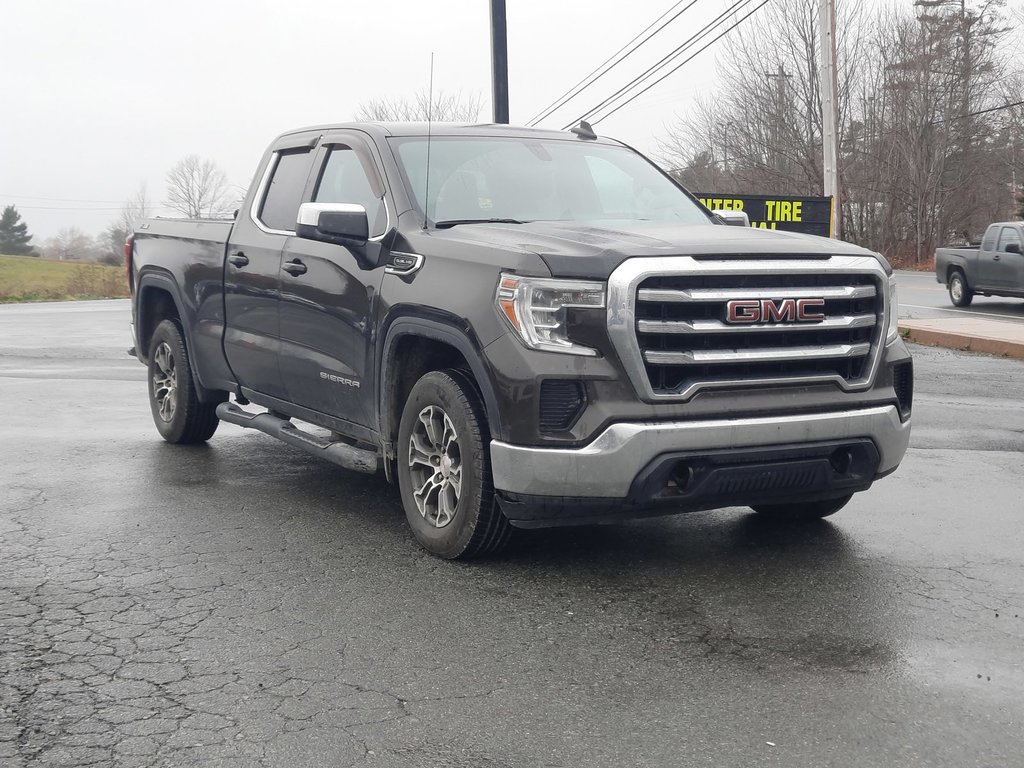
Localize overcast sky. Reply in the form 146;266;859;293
0;0;998;242
0;0;780;240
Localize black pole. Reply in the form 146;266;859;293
490;0;509;124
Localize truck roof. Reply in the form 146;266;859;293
273;122;624;146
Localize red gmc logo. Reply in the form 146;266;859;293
726;298;826;324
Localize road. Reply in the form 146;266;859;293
2;300;1022;768
895;269;1024;323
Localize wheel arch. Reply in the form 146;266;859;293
136;270;223;403
379;318;505;459
137;271;184;355
946;262;968;285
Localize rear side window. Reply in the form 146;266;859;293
981;226;998;251
259;149;314;232
997;226;1021;253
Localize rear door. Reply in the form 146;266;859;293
223;137;317;399
975;225;1000;288
992;225;1024;291
277;132;390;429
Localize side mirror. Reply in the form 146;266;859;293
1006;242;1021;255
296;202;369;246
713;209;750;227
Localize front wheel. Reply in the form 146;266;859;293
750;494;852;522
396;369;512;559
147;319;220;444
948;271;973;307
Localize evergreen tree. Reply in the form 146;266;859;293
0;206;37;256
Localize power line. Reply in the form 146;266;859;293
562;0;759;130
10;206;124;212
526;0;698;127
935;99;1024;123
585;0;770;127
572;0;760;128
0;193;127;203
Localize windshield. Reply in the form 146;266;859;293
389;136;711;226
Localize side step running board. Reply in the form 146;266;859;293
216;402;380;474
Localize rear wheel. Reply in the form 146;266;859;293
396;369;512;559
750;494;852;522
948;270;973;307
147;319;220;444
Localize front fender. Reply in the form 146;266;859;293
379;316;506;447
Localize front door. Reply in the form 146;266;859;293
991;226;1024;291
223;144;316;399
278;139;389;429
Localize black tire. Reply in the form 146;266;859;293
147;319;220;444
948;270;973;307
396;369;512;559
750;494;852;522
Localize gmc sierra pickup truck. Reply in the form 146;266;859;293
129;122;913;559
935;221;1024;306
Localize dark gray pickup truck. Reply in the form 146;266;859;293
935;221;1024;306
128;122;913;558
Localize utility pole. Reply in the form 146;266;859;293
766;65;791;175
818;0;841;239
490;0;510;124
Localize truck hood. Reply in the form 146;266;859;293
428;220;880;279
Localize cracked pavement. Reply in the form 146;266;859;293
1;300;1022;767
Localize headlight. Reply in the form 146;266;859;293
496;274;605;356
887;276;899;343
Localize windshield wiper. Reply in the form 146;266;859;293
433;218;526;229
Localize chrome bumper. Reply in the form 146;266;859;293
490;406;910;498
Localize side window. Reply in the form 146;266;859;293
314;147;387;237
980;226;998;252
258;149;313;232
997;226;1021;253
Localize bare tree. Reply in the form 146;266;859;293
354;90;484;122
661;0;872;195
43;228;97;261
165;155;232;219
660;0;1019;264
95;183;153;265
119;183;151;232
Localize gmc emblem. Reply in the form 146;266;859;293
726;298;826;324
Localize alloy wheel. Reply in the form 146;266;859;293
408;405;462;528
152;342;177;423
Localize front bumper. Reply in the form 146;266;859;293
490;405;910;502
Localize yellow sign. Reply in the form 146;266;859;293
696;194;832;237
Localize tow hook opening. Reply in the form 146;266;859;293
670;462;694;491
829;447;854;475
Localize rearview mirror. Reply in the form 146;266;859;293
713;209;750;227
1006;242;1021;255
296;202;369;246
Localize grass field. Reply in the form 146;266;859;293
0;254;129;303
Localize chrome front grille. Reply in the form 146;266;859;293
607;256;890;401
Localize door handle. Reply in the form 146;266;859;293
227;252;249;268
282;259;308;276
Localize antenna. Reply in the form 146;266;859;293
570;120;598;140
423;53;435;230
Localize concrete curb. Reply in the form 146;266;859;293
899;322;1024;359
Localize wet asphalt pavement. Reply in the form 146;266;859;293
895;269;1024;323
1;300;1022;768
